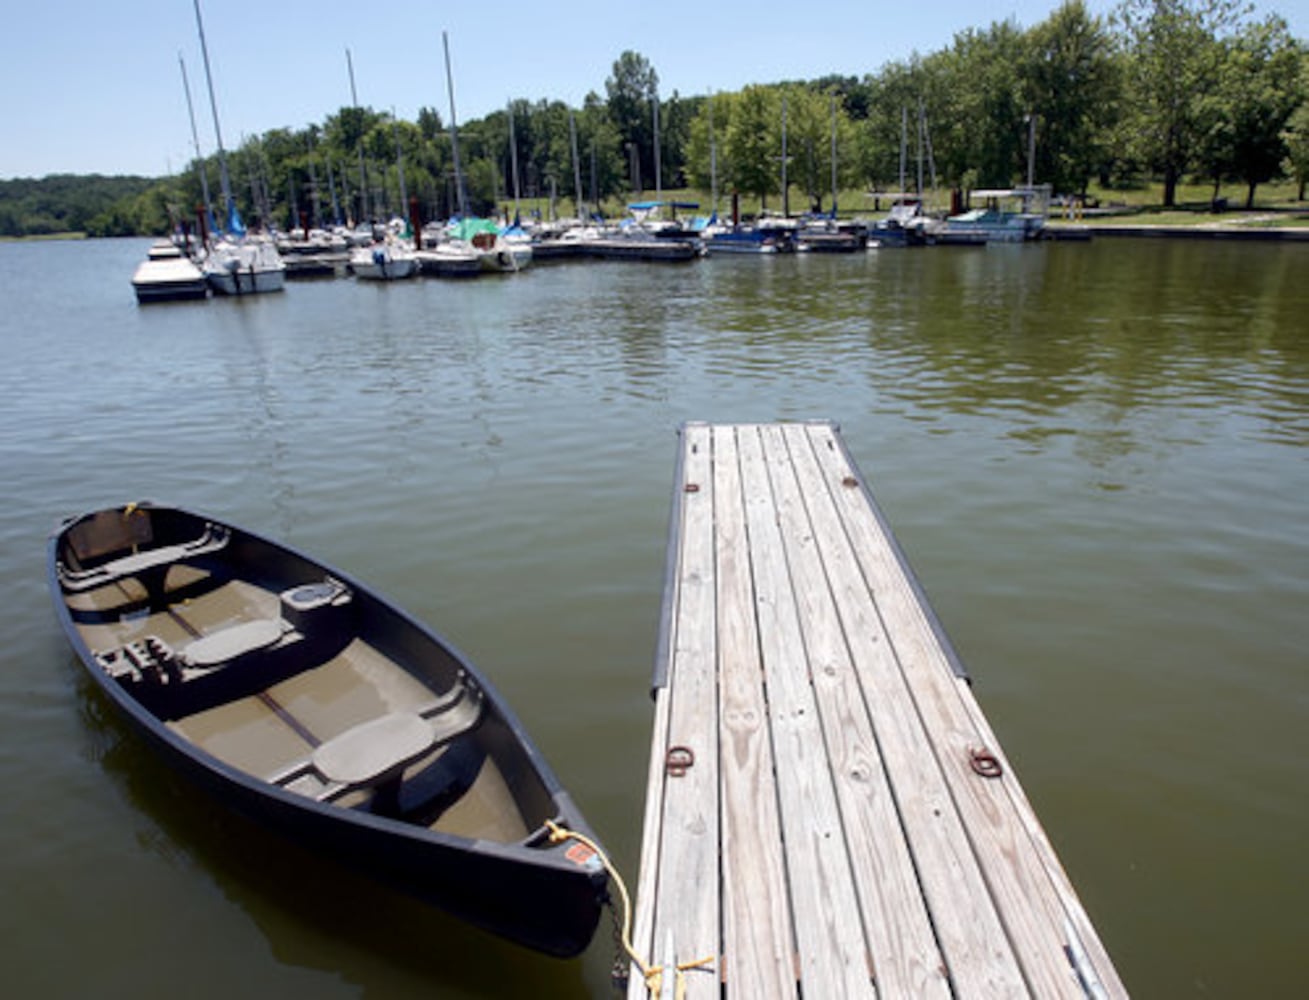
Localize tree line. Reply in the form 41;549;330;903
3;0;1305;238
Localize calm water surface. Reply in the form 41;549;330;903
2;236;1306;997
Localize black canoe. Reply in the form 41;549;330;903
48;503;608;958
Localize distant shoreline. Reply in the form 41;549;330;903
0;232;87;243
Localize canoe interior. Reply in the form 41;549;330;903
52;505;558;846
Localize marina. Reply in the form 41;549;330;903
4;235;1308;997
629;422;1125;998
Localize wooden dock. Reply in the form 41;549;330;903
628;422;1126;999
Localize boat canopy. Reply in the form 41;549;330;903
446;217;500;241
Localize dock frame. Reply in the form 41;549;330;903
628;422;1126;998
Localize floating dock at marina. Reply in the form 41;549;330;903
628;422;1126;998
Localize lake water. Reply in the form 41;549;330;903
2;236;1305;998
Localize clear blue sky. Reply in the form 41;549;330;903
1;0;1302;179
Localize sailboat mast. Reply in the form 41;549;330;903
830;94;838;215
899;106;907;194
781;95;789;217
325;156;341;225
507;101;521;220
191;0;233;218
569;112;583;220
346;48;368;225
916;99;925;196
442;31;469;218
709;93;718;214
652;84;662;202
392;108;408;214
177;52;213;221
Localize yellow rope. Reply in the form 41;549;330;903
545;819;714;998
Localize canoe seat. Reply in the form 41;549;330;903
269;680;485;805
181;618;288;668
59;523;230;592
312;712;436;785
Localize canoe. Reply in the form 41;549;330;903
48;503;608;958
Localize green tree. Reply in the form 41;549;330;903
1019;1;1121;194
725;85;782;208
1216;16;1304;207
1115;0;1246;207
1284;100;1309;200
606;51;658;192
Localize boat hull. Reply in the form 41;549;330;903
131;258;209;303
478;244;533;273
352;258;419;280
415;249;483;277
205;266;286;295
48;504;607;958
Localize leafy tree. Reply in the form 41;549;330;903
1019;1;1121;194
932;20;1031;189
774;86;857;213
1114;0;1248;207
860;59;935;193
578;92;626;209
1284;100;1309;200
725;85;782;208
606;51;658;192
1217;16;1304;207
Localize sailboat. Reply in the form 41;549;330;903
191;0;285;295
797;95;867;252
426;32;531;275
869;104;947;247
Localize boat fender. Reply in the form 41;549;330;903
372;248;386;266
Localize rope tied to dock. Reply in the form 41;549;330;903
545;819;714;998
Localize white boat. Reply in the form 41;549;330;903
941;186;1050;244
202;239;286;295
131;242;209;303
444;218;532;274
868;194;940;247
351;239;419;280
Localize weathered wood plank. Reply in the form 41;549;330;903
805;423;1112;998
786;424;1029;998
629;422;721;1000
741;424;873;997
772;424;953;998
714;424;796;998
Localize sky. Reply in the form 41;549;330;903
2;0;1304;179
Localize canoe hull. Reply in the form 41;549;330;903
48;503;607;958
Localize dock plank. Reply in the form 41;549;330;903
629;423;721;1000
785;424;1026;997
804;422;1124;997
743;425;872;996
771;424;952;997
713;424;795;998
629;422;1127;999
